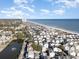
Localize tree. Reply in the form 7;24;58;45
16;32;25;43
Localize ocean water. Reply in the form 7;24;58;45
29;19;79;33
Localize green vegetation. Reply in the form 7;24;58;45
31;42;42;51
16;32;25;43
25;32;42;51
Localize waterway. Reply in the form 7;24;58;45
0;40;22;59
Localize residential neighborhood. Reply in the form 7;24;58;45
19;21;79;59
0;19;79;59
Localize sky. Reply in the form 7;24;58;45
0;0;79;19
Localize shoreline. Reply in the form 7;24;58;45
27;20;79;35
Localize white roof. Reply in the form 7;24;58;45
42;38;45;41
34;38;37;40
55;32;58;35
0;40;3;43
54;47;60;52
70;51;76;56
34;35;36;38
39;37;42;40
41;36;43;38
76;45;79;50
47;39;50;42
51;43;55;46
60;39;63;42
65;46;70;51
47;35;50;38
74;41;78;44
42;47;47;52
54;47;62;52
49;33;52;35
77;53;79;56
44;43;48;48
34;41;38;44
70;47;75;51
28;51;34;58
42;31;45;34
42;52;47;56
70;42;74;46
56;40;60;44
39;40;42;43
28;47;33;51
44;35;46;38
58;48;62;52
52;40;55;42
1;35;6;40
55;43;60;47
37;35;40;38
50;51;55;58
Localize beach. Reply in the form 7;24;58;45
28;20;79;35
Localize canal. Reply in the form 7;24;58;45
0;40;22;59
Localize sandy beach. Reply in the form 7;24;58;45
27;20;79;35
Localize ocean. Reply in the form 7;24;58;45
29;19;79;33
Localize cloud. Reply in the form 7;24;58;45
23;6;35;13
40;9;50;14
46;0;57;2
53;9;64;15
31;5;35;8
14;0;28;5
13;0;35;13
0;0;35;19
56;0;79;8
25;13;30;16
1;0;79;19
14;0;36;5
10;7;16;10
0;8;25;18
